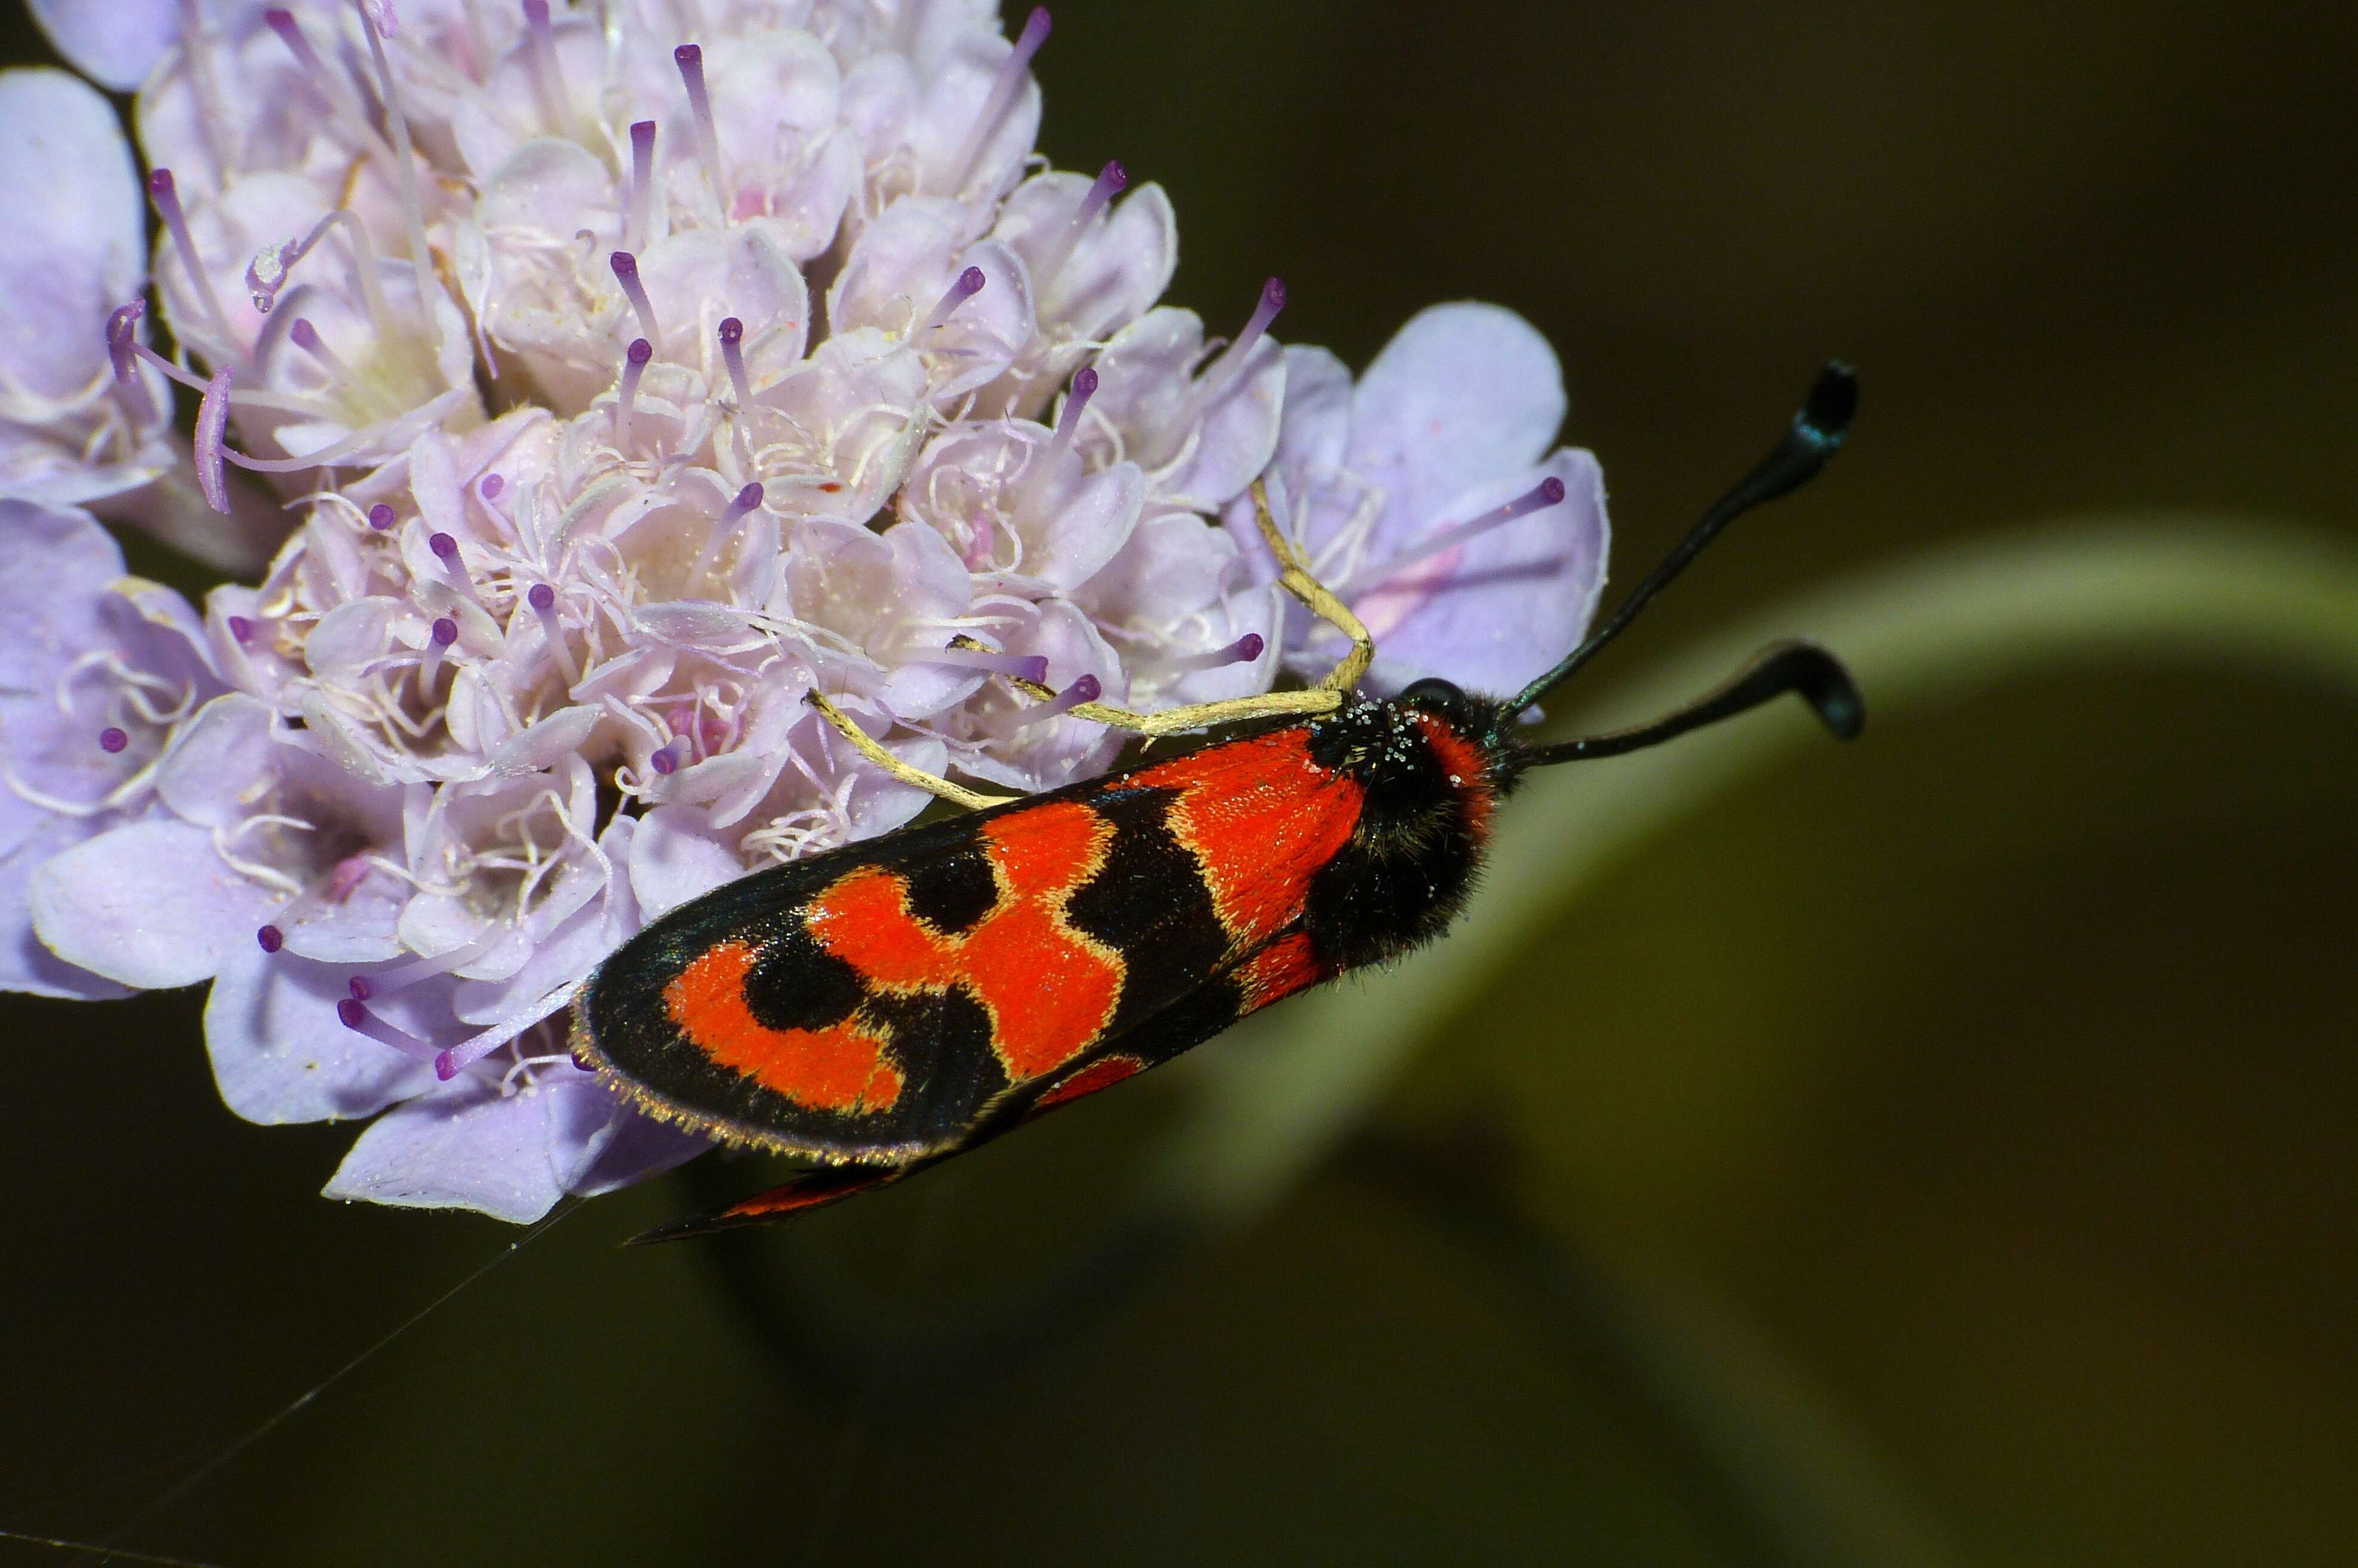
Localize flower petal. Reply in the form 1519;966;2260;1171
26;0;181;93
1349;448;1610;698
203;943;438;1123
322;1072;624;1224
1347;303;1567;561
0;68;145;397
29;818;274;988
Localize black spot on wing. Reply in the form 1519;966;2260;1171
1065;788;1231;1037
739;914;865;1033
898;840;999;935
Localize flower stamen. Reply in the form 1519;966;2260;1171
1033;160;1126;296
608;252;660;352
951;7;1051;194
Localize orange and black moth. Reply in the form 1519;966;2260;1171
576;366;1865;1242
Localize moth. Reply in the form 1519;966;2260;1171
575;365;1862;1242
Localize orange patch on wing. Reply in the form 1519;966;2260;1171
1029;1053;1147;1117
1234;930;1331;1012
1412;711;1496;844
807;801;1123;1081
1133;730;1362;950
663;940;904;1113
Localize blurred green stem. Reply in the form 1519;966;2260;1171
1148;516;2358;1226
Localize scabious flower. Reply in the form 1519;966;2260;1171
2;0;1607;1224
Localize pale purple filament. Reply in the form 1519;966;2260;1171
527;581;579;685
1038;365;1099;477
422;614;458;682
147;169;234;347
1168;632;1267;673
614;336;653;446
1013;673;1102;727
951;7;1050;192
1033;160;1126;294
428;532;483;607
674;44;725;206
922;265;987;333
692;482;766;583
626;119;657;250
608;252;660;351
929;643;1051;685
520;0;570;134
337;997;437;1062
1196;277;1286;411
288;317;359;388
1375;476;1568;580
717;316;754;467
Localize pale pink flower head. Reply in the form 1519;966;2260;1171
2;2;1612;1226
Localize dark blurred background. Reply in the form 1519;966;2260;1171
5;2;2355;1564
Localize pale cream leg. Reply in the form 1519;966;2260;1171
805;690;1016;811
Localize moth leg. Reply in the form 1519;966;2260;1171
1245;477;1374;695
804;690;1016;811
968;482;1375;739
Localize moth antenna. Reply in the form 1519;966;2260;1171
1513;640;1862;769
1508;362;1858;715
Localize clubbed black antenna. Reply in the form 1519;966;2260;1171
1513;641;1862;770
1507;362;1859;716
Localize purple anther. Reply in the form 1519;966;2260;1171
608;252;660;350
922;265;988;334
950;7;1051;192
649;740;681;776
726;482;765;521
1033;160;1127;293
105;302;142;386
430;616;460;648
626;119;658;249
347;975;372;1001
570;1051;596;1073
674;43;725;204
1375;476;1571;580
429;531;460;560
367;503;396;529
257;924;285;953
194;367;233;514
479;473;503;500
528;583;555;611
614;336;653;447
148;169;234;344
97;727;129;754
227;615;256;645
